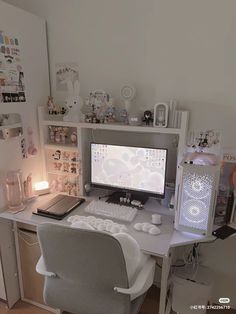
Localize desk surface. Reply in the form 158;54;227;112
0;194;214;257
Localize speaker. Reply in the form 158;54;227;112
175;162;220;236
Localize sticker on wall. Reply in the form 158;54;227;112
0;30;26;103
186;129;221;155
27;127;38;157
56;62;79;91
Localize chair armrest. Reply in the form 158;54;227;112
36;256;57;277
114;258;155;298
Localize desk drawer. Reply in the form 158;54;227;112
17;227;44;305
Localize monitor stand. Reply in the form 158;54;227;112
106;191;149;208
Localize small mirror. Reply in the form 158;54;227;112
0;113;23;139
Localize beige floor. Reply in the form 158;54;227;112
0;287;235;314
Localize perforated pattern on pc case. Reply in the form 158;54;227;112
179;168;214;231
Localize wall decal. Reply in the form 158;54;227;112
56;62;79;91
0;30;26;103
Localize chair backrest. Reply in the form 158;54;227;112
37;223;130;314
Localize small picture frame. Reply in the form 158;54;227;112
153;103;169;128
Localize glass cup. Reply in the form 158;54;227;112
6;170;25;211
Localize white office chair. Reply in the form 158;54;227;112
36;223;156;314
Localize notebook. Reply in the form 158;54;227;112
34;194;85;220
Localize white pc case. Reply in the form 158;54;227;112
175;162;220;236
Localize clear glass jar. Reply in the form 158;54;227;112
6;170;24;210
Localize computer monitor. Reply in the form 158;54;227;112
91;143;168;198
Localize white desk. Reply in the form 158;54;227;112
0;194;214;314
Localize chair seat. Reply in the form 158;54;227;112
36;224;153;314
62;293;146;314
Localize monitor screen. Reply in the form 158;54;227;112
91;143;167;197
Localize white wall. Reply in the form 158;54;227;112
3;0;236;307
0;1;50;186
3;0;236;147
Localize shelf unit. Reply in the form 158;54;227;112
44;143;78;152
0;122;23;140
42;120;182;134
38;106;189;200
38;108;82;196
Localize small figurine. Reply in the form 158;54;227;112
62;151;70;161
50;179;58;193
85;91;115;123
47;96;54;114
85;113;93;123
105;105;116;123
52;150;61;160
70;132;77;145
143;110;153;126
47;96;62;115
60;127;67;144
65;182;73;195
63;162;70;172
70;163;77;174
55;129;61;143
57;176;64;192
23;173;33;199
71;185;77;196
49;126;55;143
70;152;77;162
54;162;62;171
120;109;129;124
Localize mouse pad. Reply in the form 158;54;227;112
212;225;236;239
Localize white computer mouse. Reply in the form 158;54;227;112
142;223;153;232
148;226;161;235
134;223;143;231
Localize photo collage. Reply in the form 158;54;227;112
0;30;26;103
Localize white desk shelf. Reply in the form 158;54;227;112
42;120;78;128
0;123;22;130
38;106;189;199
42;118;184;135
44;143;78;152
79;122;182;134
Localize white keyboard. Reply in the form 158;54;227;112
84;200;137;223
67;215;128;234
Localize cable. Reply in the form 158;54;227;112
156;261;186;269
198;238;218;245
172;263;186;268
98;193;112;200
156;262;162;268
18;230;39;247
91;128;96;142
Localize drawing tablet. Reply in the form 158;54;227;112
34;194;85;220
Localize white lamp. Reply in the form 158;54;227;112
34;181;50;195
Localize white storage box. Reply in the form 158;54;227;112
172;266;212;314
